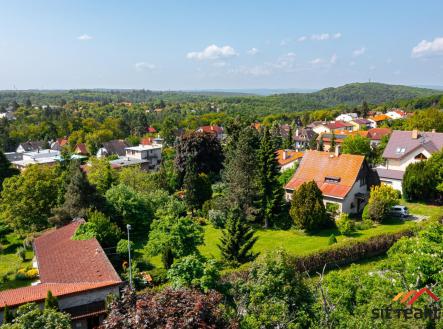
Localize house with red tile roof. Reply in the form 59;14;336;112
0;220;122;328
285;150;376;213
276;149;303;172
312;121;354;135
195;125;225;140
376;130;443;191
146;126;157;134
368;114;390;128
51;137;69;151
367;128;392;146
74;143;88;155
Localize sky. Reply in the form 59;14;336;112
0;0;442;90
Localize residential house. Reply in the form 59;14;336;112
335;113;358;122
109;144;162;171
368;114;390;128
312;121;354;135
96;140;129;158
74;143;88;155
385;109;407;120
0;220;122;328
285;149;377;214
350;118;372;131
293;128;316;150
196;125;225;140
16;141;48;153
367;128;392;146
376;130;443;191
147;126;157;134
276;149;303;172
51;137;69;151
11;149;61;170
0;111;16;120
318;131;369;152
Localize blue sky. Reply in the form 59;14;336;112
0;0;442;90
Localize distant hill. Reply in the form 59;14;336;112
274;82;441;107
0;82;440;109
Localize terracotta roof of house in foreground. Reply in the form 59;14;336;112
276;150;303;166
0;220;121;309
285;150;365;199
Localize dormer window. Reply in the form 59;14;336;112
325;176;341;183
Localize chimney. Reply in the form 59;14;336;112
411;129;419;139
335;145;341;157
282;150;288;160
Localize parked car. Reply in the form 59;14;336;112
390;205;409;218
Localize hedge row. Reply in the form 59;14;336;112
292;229;414;273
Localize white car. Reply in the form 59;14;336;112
390;205;409;218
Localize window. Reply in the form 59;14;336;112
395;147;406;154
324;176;341;183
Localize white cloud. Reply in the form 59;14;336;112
212;61;228;67
353;47;366;57
309;58;324;64
310;32;341;41
77;34;93;41
298;36;307;42
187;44;237;60
135;62;156;71
311;33;330;41
412;37;443;58
330;54;337;64
247;47;259;55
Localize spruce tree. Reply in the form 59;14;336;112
0;150;19;191
257;127;285;228
290;181;330;231
3;305;13;324
183;161;212;214
218;208;258;265
50;163;101;226
44;290;59;310
283;125;293;149
223;127;259;216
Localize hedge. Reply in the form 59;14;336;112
292;229;414;273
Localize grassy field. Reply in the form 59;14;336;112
145;200;442;269
0;233;34;290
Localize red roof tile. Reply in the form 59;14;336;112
197;125;224;134
34;220;121;284
367;128;392;140
0;282;120;308
0;220;121;309
75;143;88;155
276;150;303;166
285;150;364;199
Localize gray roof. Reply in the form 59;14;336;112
382;130;443;159
102;140;130;156
18;141;48;152
376;168;405;180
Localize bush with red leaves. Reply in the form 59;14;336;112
100;286;237;329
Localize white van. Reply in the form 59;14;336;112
390;205;409;218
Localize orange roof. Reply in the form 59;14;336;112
0;282;120;308
285;150;364;199
367;128;391;140
0;220;121;309
141;137;154;145
276;150;303;166
369;114;390;122
74;143;88;155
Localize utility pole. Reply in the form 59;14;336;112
126;224;133;290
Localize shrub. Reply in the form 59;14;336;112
366;185;399;223
16;246;26;261
208;210;226;228
25;269;39;279
328;234;337;245
116;239;134;258
355;218;374;230
336;213;355;236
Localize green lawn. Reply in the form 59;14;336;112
142;201;442;269
0;233;34;291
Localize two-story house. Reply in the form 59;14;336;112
285;149;377;214
376;130;443;191
109;144;162;171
